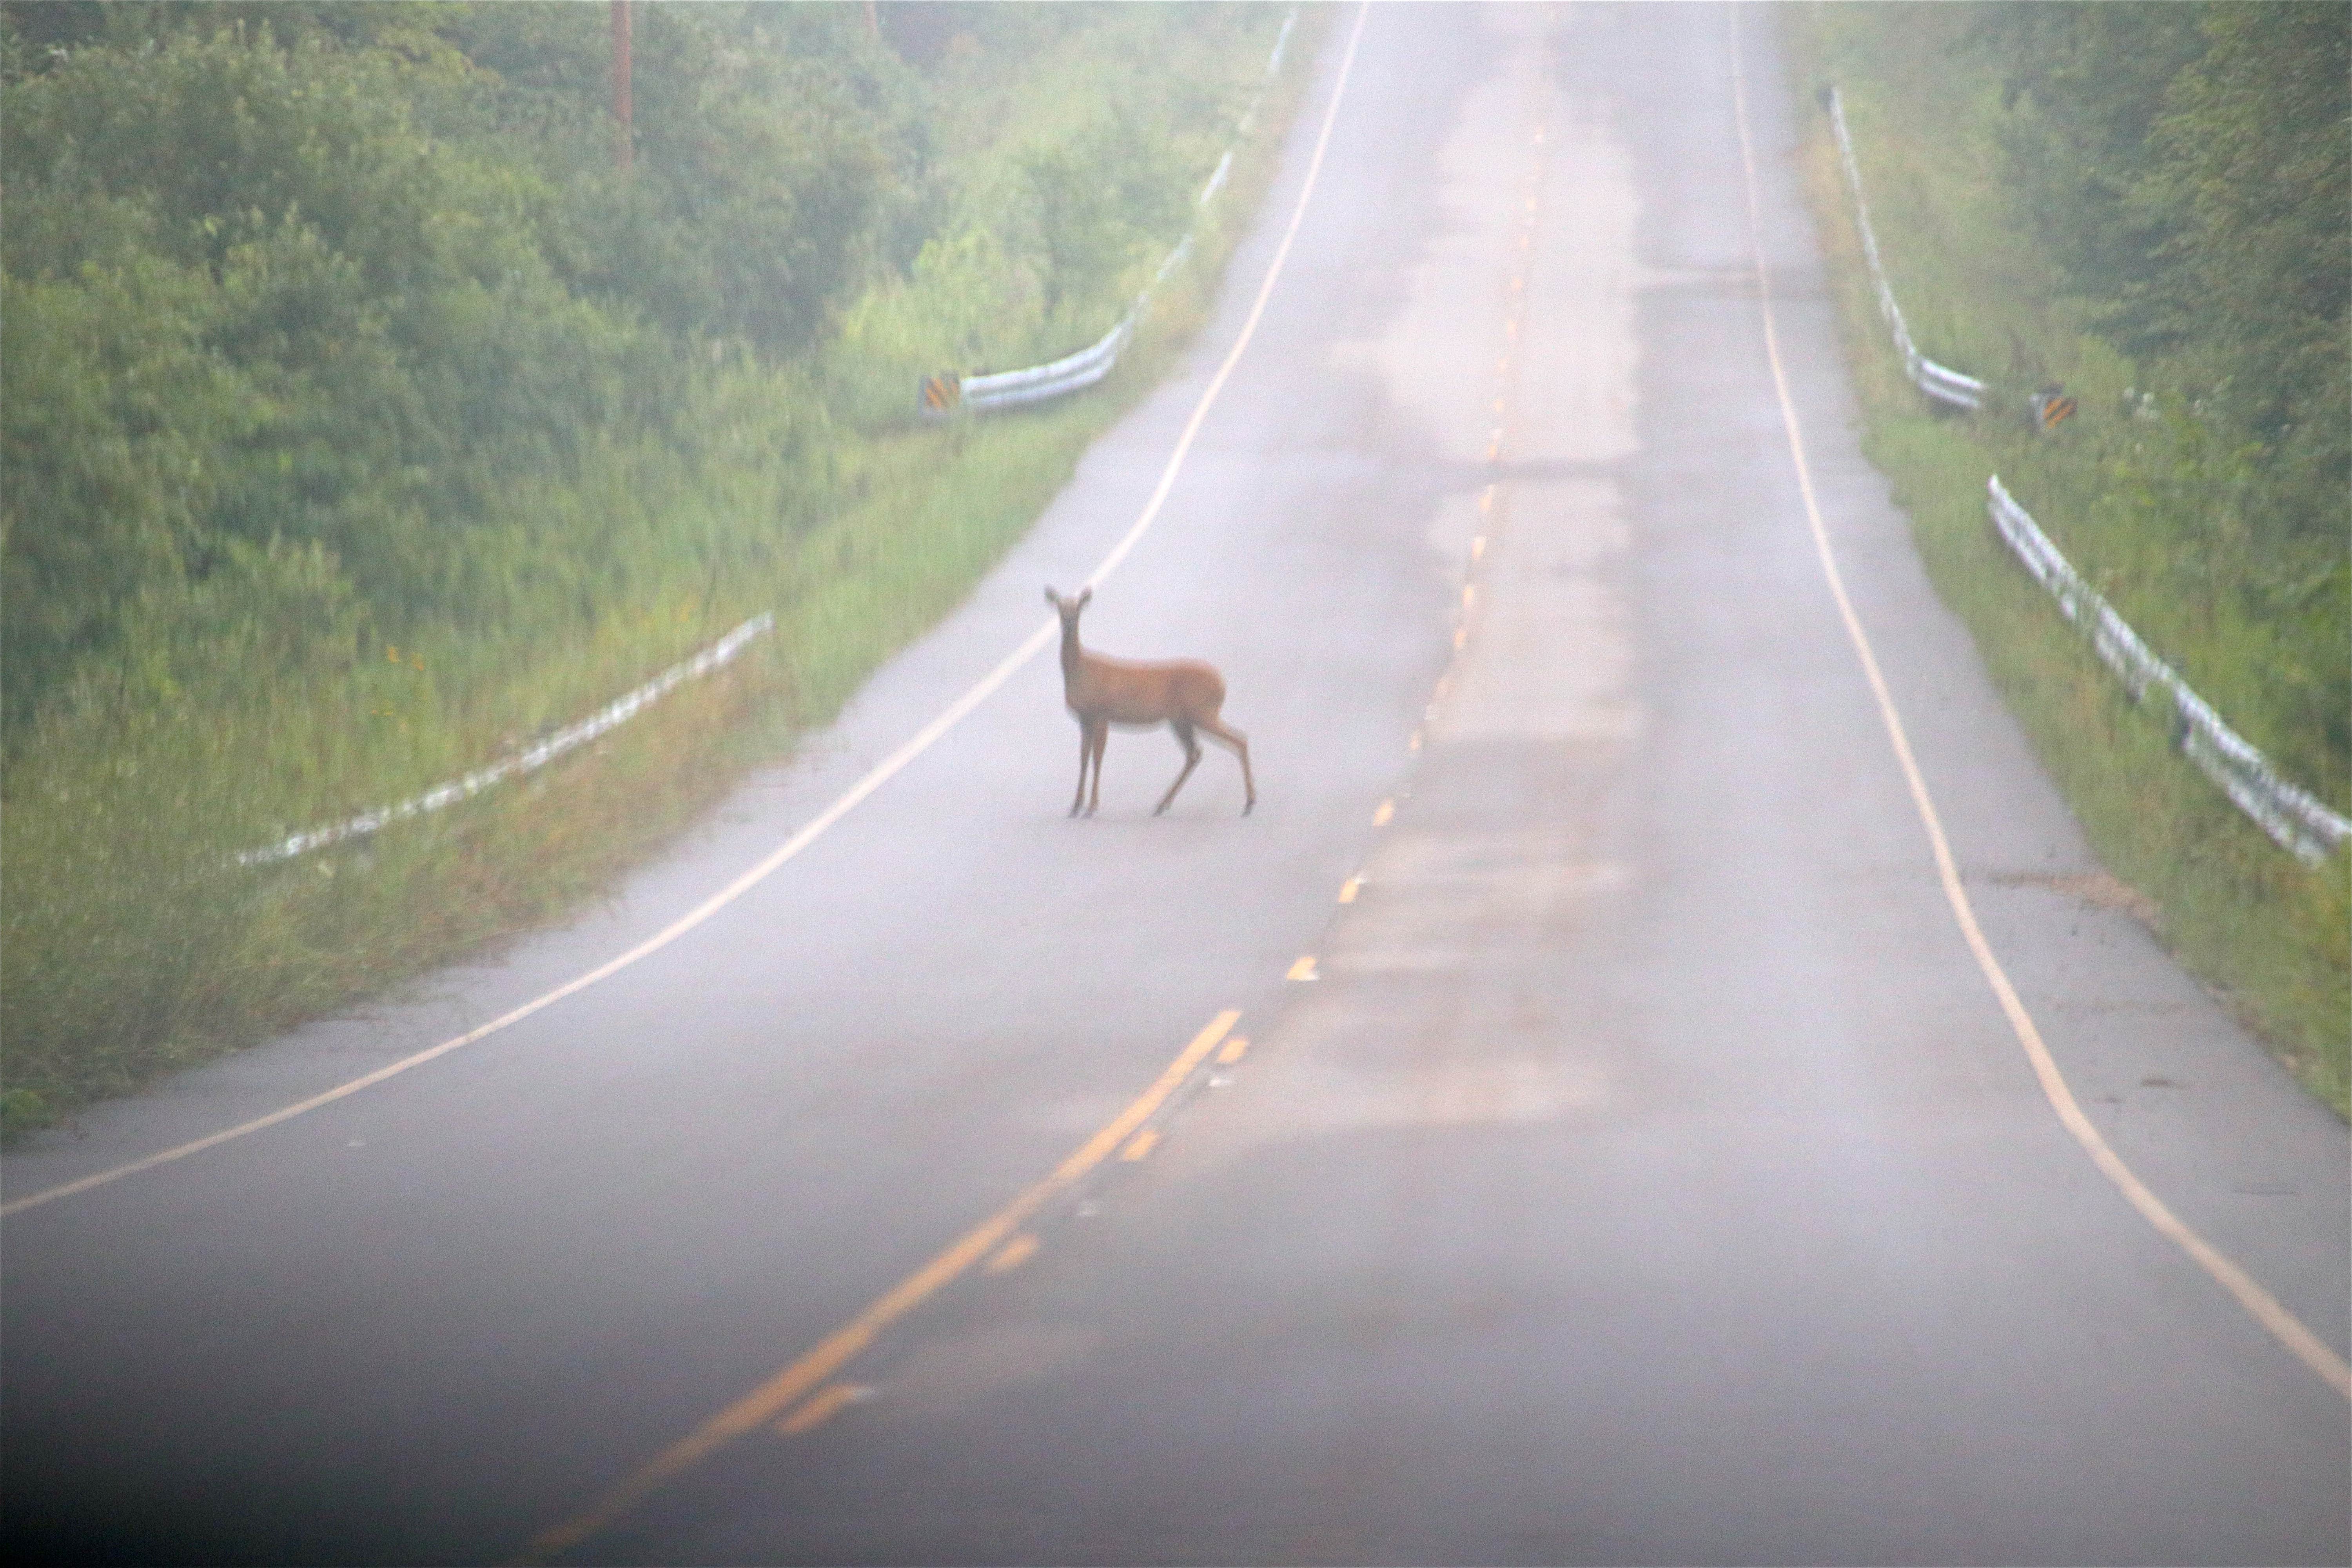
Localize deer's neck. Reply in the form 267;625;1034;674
1058;620;1087;684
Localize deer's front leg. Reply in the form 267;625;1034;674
1085;719;1109;817
1070;717;1093;817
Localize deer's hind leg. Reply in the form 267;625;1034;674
1154;719;1204;816
1196;715;1255;815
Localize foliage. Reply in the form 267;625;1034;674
1966;3;2350;795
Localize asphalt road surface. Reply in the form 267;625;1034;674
6;7;2346;1565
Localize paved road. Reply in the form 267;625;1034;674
6;7;2346;1565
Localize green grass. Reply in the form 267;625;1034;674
1778;9;2349;1115
0;9;1319;1142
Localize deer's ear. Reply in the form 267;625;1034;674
1044;587;1059;607
1076;586;1093;609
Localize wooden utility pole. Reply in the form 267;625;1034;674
610;0;633;172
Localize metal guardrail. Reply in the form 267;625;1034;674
1987;478;2349;865
938;232;1201;416
1825;87;1988;412
238;613;775;867
923;10;1296;419
941;318;1129;416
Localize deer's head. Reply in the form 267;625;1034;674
1044;585;1092;631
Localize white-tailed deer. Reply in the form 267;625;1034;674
1046;586;1254;818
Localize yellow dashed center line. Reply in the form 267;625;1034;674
518;1009;1241;1562
984;1234;1040;1275
635;66;1548;1551
774;1383;870;1437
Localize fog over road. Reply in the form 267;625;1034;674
5;6;2347;1565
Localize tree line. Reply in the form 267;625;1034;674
1967;2;2348;793
1;1;1254;737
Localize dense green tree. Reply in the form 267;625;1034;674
1971;4;2209;352
1974;4;2348;465
1020;108;1189;319
2145;5;2349;498
0;7;902;722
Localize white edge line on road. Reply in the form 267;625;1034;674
2;3;1373;1224
1728;11;2349;1402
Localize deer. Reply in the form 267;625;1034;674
1045;586;1255;819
